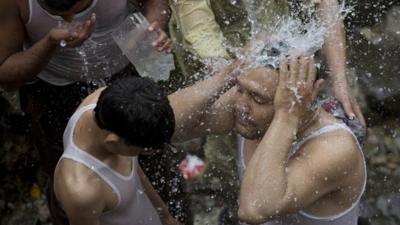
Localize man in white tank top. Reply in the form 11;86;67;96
54;77;180;225
167;56;366;225
55;54;365;224
0;0;175;224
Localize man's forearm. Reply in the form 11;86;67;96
169;62;237;139
319;0;347;82
239;112;298;222
0;35;56;89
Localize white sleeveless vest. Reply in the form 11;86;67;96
237;123;367;225
57;104;162;225
25;0;130;85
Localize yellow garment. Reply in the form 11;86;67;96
170;0;229;58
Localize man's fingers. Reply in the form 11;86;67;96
289;55;299;81
339;96;356;120
148;21;159;32
83;13;96;36
279;57;289;84
87;13;96;34
307;56;316;84
298;56;308;82
77;14;96;41
153;32;167;48
312;79;324;101
159;39;172;52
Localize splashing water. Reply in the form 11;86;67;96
200;1;353;73
243;1;352;69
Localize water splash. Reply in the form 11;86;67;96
243;1;351;69
201;1;353;72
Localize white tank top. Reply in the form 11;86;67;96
25;0;130;85
57;104;162;225
237;123;367;225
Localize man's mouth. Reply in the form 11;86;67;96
236;113;253;127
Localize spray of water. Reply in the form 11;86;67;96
200;0;353;74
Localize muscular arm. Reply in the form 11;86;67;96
0;0;58;90
169;63;239;142
238;112;361;224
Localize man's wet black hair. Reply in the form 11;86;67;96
40;0;81;12
94;77;175;149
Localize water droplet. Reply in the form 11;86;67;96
60;40;67;47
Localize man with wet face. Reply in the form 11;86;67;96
168;55;366;225
0;0;173;223
54;53;365;225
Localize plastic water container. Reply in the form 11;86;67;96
112;13;174;81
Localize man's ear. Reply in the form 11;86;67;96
104;133;120;144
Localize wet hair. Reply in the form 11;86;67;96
94;77;175;150
39;0;81;12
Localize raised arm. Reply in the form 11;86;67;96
237;57;361;224
317;0;365;126
0;1;96;90
169;62;240;142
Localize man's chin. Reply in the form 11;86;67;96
234;123;261;140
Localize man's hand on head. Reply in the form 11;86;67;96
148;21;173;53
48;13;96;48
274;55;324;120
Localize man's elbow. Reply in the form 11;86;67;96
238;201;280;225
238;203;264;225
238;195;293;224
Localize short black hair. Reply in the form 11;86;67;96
39;0;81;12
94;77;175;149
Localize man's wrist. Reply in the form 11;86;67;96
331;71;347;82
45;34;60;48
274;110;300;127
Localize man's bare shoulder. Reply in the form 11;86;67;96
54;159;107;212
295;128;363;178
78;87;106;107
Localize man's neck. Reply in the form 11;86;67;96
297;108;339;141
